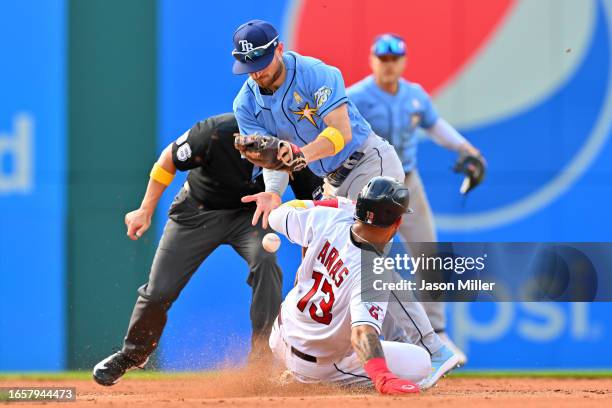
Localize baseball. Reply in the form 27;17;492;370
262;232;281;252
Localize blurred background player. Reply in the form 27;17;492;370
348;33;487;364
268;177;434;393
92;113;322;386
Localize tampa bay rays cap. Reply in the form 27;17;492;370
232;20;280;74
372;33;406;57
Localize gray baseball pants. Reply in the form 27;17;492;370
121;187;282;363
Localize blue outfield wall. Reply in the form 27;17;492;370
448;302;610;369
157;0;612;370
1;0;608;372
0;0;66;370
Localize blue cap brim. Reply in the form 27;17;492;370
232;52;275;74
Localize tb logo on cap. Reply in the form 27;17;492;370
232;19;279;74
238;40;254;52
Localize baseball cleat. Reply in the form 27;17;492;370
417;345;460;390
92;352;148;386
437;331;467;366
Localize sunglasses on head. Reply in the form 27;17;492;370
232;35;279;62
373;35;406;56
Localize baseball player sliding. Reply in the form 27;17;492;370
268;177;450;393
231;19;459;385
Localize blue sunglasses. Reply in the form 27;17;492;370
232;36;279;62
373;35;406;56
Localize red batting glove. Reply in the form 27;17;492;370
364;357;420;395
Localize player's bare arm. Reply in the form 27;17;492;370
427;118;486;163
125;144;176;240
236;104;354;174
240;104;354;220
351;324;384;363
300;104;352;163
352;323;419;394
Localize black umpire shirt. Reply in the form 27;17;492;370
171;113;263;209
171;113;322;210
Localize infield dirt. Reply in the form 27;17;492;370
1;369;611;407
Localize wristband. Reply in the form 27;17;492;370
364;357;391;380
150;162;175;186
318;126;345;154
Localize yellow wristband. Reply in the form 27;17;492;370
318;126;345;154
150;162;175;186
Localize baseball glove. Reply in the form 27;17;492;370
453;153;486;195
234;134;307;172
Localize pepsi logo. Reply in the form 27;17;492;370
287;0;612;231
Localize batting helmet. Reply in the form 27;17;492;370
355;176;413;227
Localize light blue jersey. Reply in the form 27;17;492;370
348;75;439;172
233;51;372;177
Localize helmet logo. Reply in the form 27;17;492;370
366;211;375;224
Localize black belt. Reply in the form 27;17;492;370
277;308;319;363
291;346;317;363
326;151;365;188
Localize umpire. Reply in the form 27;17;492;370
92;113;322;386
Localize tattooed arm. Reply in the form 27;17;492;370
351;324;419;395
351;324;384;363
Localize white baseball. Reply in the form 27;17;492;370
262;232;281;252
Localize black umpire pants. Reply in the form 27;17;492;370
121;187;282;363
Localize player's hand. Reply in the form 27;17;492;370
454;143;487;195
241;192;281;229
125;208;152;240
373;372;420;395
459;142;487;167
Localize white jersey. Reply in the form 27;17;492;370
269;198;390;361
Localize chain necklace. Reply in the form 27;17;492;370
350;227;384;255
